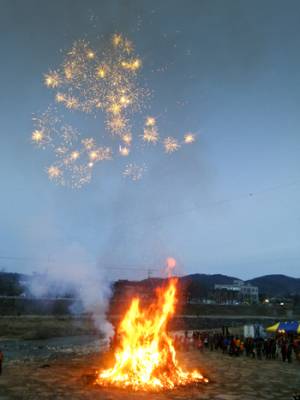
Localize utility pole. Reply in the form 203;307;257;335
147;267;155;302
46;255;52;278
147;266;155;280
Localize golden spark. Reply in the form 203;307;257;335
71;165;92;188
122;133;132;144
46;165;63;180
141;127;159;144
120;96;130;104
163;137;181;153
123;39;134;54
123;163;147;180
55;92;67;103
184;133;195;143
44;70;61;88
89;151;98;160
64;68;73;80
66;96;79;110
70;151;80;160
132;59;141;69
82;138;96;151
107;103;122;116
96;67;105;78
112;34;123;47
146;117;155;126
31;130;44;142
55;147;68;155
120;147;130;156
60;125;79;146
89;147;112;162
32;32;169;187
108;116;128;134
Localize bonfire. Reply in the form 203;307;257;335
95;278;208;391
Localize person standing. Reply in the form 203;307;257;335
271;340;276;360
244;338;250;357
192;332;197;350
287;344;292;363
281;341;286;362
261;340;265;357
256;340;262;360
240;340;244;356
250;339;255;358
198;337;204;354
236;337;240;357
223;337;229;354
265;340;270;360
214;335;219;350
204;335;208;349
185;336;190;352
209;335;214;351
0;350;3;375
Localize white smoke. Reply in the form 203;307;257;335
28;241;114;338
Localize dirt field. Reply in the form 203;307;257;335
1;316;300;399
1;340;299;399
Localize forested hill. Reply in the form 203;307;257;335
246;274;300;297
1;271;300;299
181;273;300;298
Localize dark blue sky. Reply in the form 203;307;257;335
1;0;300;281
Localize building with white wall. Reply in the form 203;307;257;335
214;280;259;303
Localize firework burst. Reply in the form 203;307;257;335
163;137;181;153
184;133;196;143
120;147;130;156
141;127;160;145
123;163;147;180
32;32;196;186
45;165;63;181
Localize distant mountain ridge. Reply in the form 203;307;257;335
140;273;300;298
179;273;300;298
1;271;300;300
246;274;300;298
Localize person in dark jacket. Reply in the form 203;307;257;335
281;341;286;362
256;340;262;360
287;344;292;363
0;350;3;375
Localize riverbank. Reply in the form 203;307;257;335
0;315;99;340
1;314;297;341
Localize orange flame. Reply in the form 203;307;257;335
95;278;208;390
166;257;176;276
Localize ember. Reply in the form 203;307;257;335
95;278;208;391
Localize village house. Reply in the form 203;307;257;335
113;280;151;301
212;280;259;304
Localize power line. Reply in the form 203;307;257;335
0;256;36;261
58;179;300;242
1;179;299;259
0;256;157;280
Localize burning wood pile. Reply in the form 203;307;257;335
95;278;208;391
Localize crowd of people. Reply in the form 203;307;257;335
107;329;300;365
172;331;300;363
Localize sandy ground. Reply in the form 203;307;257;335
0;336;300;400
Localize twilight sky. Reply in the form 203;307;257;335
1;0;300;282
